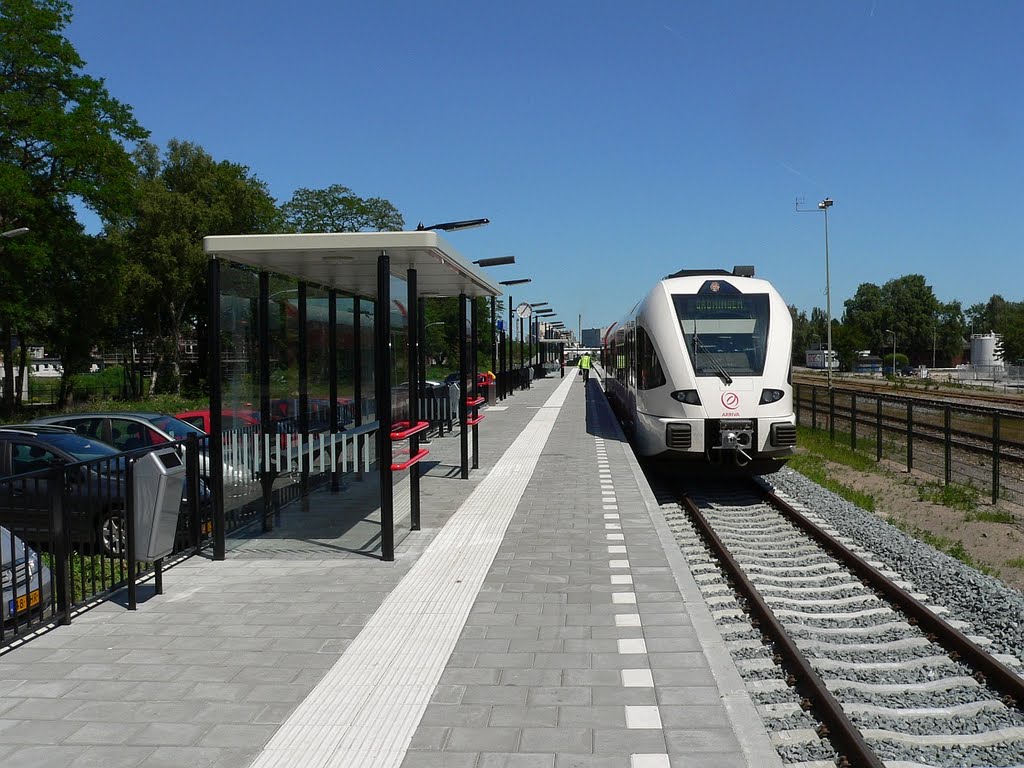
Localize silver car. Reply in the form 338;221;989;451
1;526;52;624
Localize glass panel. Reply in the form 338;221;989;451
306;286;330;433
673;293;770;378
337;295;355;428
219;265;262;532
360;299;375;424
269;278;300;434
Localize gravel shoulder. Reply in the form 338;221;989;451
789;449;1024;593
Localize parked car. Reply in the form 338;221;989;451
175;409;261;434
0;425;130;556
1;525;52;624
31;412;226;485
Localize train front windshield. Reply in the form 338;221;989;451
673;293;770;378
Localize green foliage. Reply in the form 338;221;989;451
281;184;404;233
794;426;878;472
1006;557;1024;569
964;509;1014;524
110;139;281;395
0;0;147;411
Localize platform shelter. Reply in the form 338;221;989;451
202;231;501;561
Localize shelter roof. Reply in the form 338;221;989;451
203;231;501;299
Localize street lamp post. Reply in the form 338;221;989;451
500;278;531;394
797;197;834;388
2;228;30;239
473;256;515;399
886;329;896;375
819;198;834;389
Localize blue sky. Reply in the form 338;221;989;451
66;1;1023;333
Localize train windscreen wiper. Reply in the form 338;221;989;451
691;323;733;385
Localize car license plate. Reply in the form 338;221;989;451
9;589;41;614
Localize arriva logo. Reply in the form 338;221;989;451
721;392;740;409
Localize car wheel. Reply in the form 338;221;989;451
98;508;127;558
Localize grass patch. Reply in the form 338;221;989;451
916;480;979;512
966;509;1016;524
1006;557;1024;569
795;426;878;473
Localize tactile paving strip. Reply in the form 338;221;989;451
250;374;576;768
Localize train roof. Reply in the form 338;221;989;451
663;266;755;280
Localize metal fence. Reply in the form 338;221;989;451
795;383;1024;505
0;434;211;650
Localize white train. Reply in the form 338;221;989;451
601;266;796;473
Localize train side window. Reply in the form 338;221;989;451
637;328;666;390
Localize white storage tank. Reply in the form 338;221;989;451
970;332;1003;367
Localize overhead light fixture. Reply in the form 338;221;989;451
416;218;490;232
474;256;515;267
499;278;531;286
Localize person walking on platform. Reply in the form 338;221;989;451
577;351;592;383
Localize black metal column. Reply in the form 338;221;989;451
459;293;469;480
491;297;497;388
298;282;309;494
328;289;339;492
207;257;225;560
408;268;420;531
507;295;514;396
354;296;363;480
259;272;273;533
471;296;480;470
376;253;394;561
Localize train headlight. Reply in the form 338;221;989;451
759;389;785;404
670;390;701;405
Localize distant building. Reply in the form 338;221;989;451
853;355;883;374
581;327;602;348
805;349;838;370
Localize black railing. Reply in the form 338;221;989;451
0;435;213;650
795;383;1024;505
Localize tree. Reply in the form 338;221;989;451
39;225;127;406
842;282;887;352
110;140;281;395
281;184;404;233
842;276;942;364
0;0;147;411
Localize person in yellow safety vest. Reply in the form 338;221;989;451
577;352;592;383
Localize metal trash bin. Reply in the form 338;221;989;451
485;381;497;404
420;383;448;435
132;448;187;561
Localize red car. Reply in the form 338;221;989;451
175;409;261;434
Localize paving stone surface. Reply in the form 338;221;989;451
0;372;780;768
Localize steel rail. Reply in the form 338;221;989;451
680;494;885;768
760;484;1024;710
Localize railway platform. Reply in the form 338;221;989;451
0;370;781;768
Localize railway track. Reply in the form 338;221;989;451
793;373;1024;413
656;477;1024;767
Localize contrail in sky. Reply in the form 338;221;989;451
779;160;821;188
